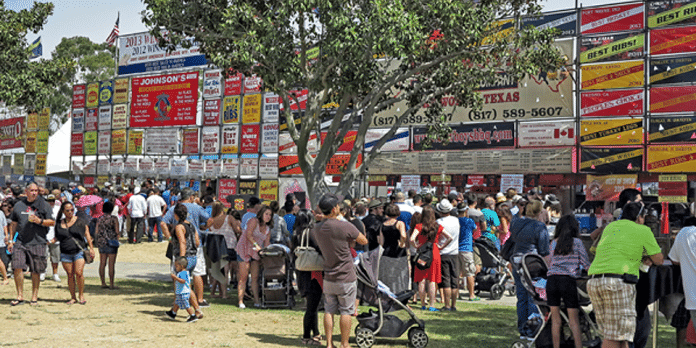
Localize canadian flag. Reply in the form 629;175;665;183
554;128;574;139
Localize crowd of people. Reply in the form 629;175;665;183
0;181;695;348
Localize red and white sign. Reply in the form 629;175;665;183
279;132;318;153
321;131;357;152
240;155;259;177
188;159;204;176
182;128;199;154
518;120;576;147
650;86;696;114
98;106;111;130
204;159;221;178
224;72;243;95
70;133;83;156
85;108;98;131
240;125;260;153
259;155;279;179
72;84;86;109
218;179;237;207
154;158;170;173
203;69;222;98
221;125;239;154
98;131;110;155
243;74;263;94
263;93;280;123
651;25;696;56
139;158;154;174
130;72;199;127
0;117;24;150
279;89;309;111
467;174;485;186
581;3;644;34
261;124;279;153
201;127;220;154
203;99;221;126
581;89;644;117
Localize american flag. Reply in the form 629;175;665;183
105;14;119;46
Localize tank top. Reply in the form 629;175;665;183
382;222;407;258
209;215;237;250
173;221;197;257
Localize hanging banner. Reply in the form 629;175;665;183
99;80;113;105
279;132;318;154
585;174;638;201
25;132;37;153
86;82;99;108
217;179;237;207
279;155;302;175
580;118;643;146
203;99;221;126
70;133;83;156
128;130;143;155
97;158;110;174
650;86;696;113
98;131;110;155
243;75;263;94
170;159;187;177
222;157;239;177
326;154;363;175
240;155;259;178
72;84;86;109
581;61;644;90
117;31;207;75
320;131;357;152
27;112;38;131
581;3;644;34
224;72;243;96
580;147;643;173
647;144;696;172
259;155;279;179
111;129;127;154
648;0;696;27
238;180;258;196
203;69;222;98
649;116;696;142
85;108;98;131
221;125;239;154
373;39;574;126
145;128;178;154
113;78;129;104
201;127;220;154
658;174;688;202
204;158;221;178
0;117;24;150
240;125;260;153
98;105;111;130
412;122;514;151
180;128;198;154
650;55;696;85
261;124;279;154
110;159;124;175
521;10;577;37
13;154;24;175
124;158;139;175
279;89;309;111
130;71;198;127
580;89;644;117
188;159;204;176
651;25;696;55
154;158;170;174
222;95;241;124
242;94;262;124
364;128;410;152
83;131;97;155
24;154;36;176
263;93;280;123
112;104;128;129
518;120;576;147
38;107;50;130
259;179;279;202
36;130;49;154
72;109;85;133
580;32;645;63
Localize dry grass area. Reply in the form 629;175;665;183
111;238;172;264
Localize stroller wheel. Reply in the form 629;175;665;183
490;284;504;300
355;328;375;348
510;341;529;348
408;327;428;348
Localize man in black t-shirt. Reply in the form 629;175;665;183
6;183;55;306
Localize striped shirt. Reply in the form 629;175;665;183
547;238;590;278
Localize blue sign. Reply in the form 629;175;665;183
521;10;578;37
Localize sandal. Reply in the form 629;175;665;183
10;299;25;306
29;300;38;306
301;338;322;346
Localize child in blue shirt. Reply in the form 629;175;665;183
165;257;198;322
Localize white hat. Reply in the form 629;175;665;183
436;199;453;213
134;187;141;194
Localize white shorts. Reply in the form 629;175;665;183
193;246;206;276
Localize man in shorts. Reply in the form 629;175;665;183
312;193;367;348
669;216;696;347
6;183;55;306
456;202;479;301
435;199;460;311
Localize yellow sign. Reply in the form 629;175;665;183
649;1;696;27
97;175;109;187
259;180;279;202
86;82;99;108
222;95;241;124
242;94;262;124
128;130;143;155
35;154;47;176
111;129;127;155
12;154;23;175
580;118;643;146
581;61;644;90
113;78;129;104
36;130;49;153
481;18;515;46
38;107;50;130
647;145;696;172
27;112;38;131
25;131;37;153
84;131;97;155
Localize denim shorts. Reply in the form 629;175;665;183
61;251;85;263
99;246;119;254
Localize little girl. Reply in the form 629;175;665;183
546;215;590;348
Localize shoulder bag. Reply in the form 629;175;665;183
71;236;93;264
294;228;324;271
502;218;532;262
414;241;434;270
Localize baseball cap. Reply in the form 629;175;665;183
318;193;340;215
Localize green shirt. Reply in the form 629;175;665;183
588;219;662;277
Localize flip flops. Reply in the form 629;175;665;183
10;299;24;306
469;297;481;301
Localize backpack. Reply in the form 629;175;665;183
414;241;434;270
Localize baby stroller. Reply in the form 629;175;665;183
473;237;513;300
510;253;601;348
258;244;295;309
355;247;428;348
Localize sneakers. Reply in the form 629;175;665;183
53;274;61;282
39;273;46;281
198;300;210;308
165;310;177;319
239;303;246;309
186;314;198;323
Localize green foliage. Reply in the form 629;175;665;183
0;0;74;117
144;0;564;202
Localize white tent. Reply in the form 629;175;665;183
47;118;71;174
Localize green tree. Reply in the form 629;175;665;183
46;37;116;132
0;1;74;114
144;0;564;204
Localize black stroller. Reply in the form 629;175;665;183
473;237;513;300
355;247;428;348
258;244;295;309
510;253;601;348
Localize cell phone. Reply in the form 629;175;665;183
622;273;638;284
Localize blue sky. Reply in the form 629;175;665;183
8;0;637;59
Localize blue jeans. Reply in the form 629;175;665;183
512;262;539;335
148;216;163;241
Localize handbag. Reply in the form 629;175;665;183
294;228;324;271
72;237;93;264
413;241;434;270
107;239;120;248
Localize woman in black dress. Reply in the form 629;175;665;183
381;204;408;258
52;201;94;305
